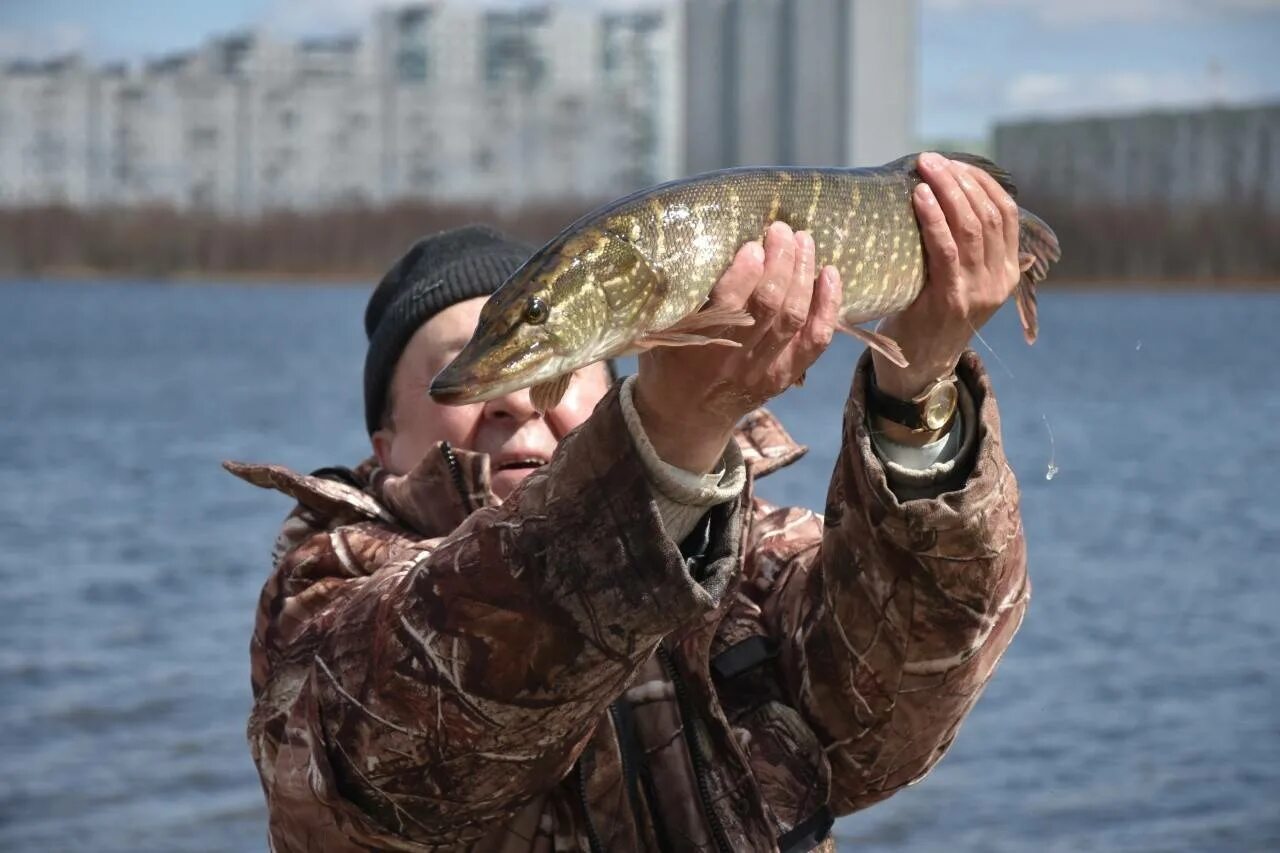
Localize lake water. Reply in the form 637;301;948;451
1;281;1277;852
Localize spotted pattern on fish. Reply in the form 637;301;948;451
805;173;823;228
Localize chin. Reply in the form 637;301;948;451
491;467;536;500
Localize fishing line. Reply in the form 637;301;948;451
964;319;1061;482
962;315;1064;481
967;319;1015;380
1041;412;1058;481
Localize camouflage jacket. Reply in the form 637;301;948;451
225;352;1028;852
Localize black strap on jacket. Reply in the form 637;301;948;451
710;635;779;681
777;805;835;853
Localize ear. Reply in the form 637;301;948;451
371;428;394;470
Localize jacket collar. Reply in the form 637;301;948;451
224;407;806;539
362;442;491;538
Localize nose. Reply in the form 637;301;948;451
482;387;541;423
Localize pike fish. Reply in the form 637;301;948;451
429;152;1061;412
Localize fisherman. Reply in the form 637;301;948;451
226;152;1030;852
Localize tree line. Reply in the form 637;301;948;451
1;197;1277;283
1014;191;1280;284
0;201;589;281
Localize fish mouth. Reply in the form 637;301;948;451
426;378;478;406
429;348;555;406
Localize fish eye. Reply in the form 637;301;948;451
524;296;549;325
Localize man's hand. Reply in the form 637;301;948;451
873;151;1024;401
634;221;842;474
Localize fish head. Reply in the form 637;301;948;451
430;230;659;405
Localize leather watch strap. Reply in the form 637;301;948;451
867;369;959;432
867;372;928;429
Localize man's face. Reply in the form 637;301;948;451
371;297;613;499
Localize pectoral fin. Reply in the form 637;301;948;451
663;303;756;334
529;373;572;414
632;304;755;351
633;332;743;350
837;323;909;368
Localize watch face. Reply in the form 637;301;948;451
923;382;959;430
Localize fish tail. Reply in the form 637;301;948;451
1014;208;1061;345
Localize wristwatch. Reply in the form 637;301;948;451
867;370;959;432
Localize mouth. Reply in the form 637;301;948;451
492;455;549;473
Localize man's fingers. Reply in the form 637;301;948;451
967;165;1021;292
913;181;961;279
918;152;983;270
787;264;842;373
708;239;766;310
952;162;1008;286
755;230;814;363
743;221;795;347
779;231;815;337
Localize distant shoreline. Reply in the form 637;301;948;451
1;268;374;286
5;268;1280;291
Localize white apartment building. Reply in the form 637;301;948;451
1;2;683;213
601;7;683;190
682;0;917;174
0;3;681;213
0;57;96;207
994;103;1280;212
1;0;916;213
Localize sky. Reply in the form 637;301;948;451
1;0;1278;140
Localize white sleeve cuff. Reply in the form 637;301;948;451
871;411;966;469
619;376;746;542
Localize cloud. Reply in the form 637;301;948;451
999;68;1267;119
924;0;1280;27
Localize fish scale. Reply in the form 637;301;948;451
430;153;1062;410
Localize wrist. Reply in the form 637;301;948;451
866;362;959;446
871;317;964;399
871;351;958;400
633;378;736;474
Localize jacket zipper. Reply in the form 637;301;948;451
440;441;476;514
656;644;734;853
577;759;605;853
609;702;639;808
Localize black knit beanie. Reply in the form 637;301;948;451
363;225;534;434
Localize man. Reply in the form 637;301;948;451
227;152;1029;851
